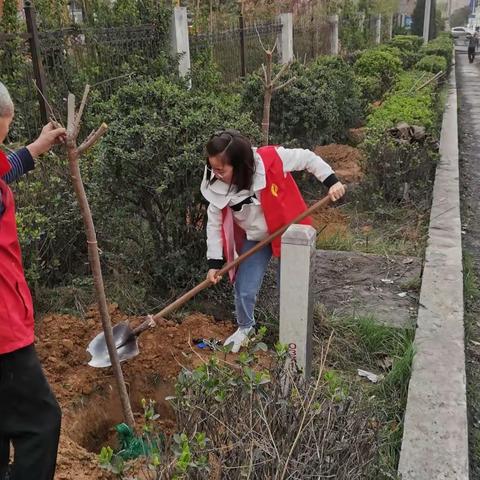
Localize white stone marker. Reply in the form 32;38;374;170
358;11;366;32
279;224;316;380
423;0;432;43
328;14;339;55
388;14;393;40
277;13;294;64
170;7;191;80
375;14;382;45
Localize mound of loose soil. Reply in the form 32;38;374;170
315;144;364;184
34;305;235;479
311;207;350;240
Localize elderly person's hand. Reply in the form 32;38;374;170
328;181;346;202
26;122;66;158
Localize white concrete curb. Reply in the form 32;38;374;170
397;61;469;479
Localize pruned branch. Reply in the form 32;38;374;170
82;128;96;145
271;61;290;85
271;38;278;55
273;76;296;92
78;123;108;155
74;84;91;136
33;80;64;128
66;93;76;139
415;71;445;92
255;24;267;52
91;72;133;88
261;63;268;86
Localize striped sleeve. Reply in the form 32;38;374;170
2;148;35;184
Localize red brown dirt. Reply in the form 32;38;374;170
311;207;350;241
34;143;360;478
35;305;235;480
315;144;364;184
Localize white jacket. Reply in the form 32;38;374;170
200;147;336;263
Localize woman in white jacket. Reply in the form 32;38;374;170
201;130;345;352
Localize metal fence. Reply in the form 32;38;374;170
0;5;365;143
1;13;168;142
293;14;332;62
190;20;282;83
39;25;165;119
0;32;41;142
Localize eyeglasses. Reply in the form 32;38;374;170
206;166;225;180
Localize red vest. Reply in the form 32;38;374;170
0;152;35;355
222;146;312;280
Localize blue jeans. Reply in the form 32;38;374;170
234;239;273;328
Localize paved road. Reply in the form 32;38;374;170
456;46;480;478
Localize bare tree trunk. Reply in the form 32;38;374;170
258;39;295;146
209;0;213;35
262;51;273;145
65;89;135;428
262;89;272;146
195;0;200;33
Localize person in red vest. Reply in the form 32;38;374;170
0;82;66;480
201;129;345;352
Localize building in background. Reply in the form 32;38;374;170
397;0;416;28
0;0;83;24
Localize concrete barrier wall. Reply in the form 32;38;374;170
398;61;469;480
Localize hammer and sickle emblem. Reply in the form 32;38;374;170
270;183;279;197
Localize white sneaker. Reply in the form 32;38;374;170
223;327;254;353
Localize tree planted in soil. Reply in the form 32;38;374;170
64;85;135;428
258;36;295;145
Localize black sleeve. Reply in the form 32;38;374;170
207;258;224;269
322;173;339;189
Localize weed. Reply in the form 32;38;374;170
464;252;480;302
313;309;415;473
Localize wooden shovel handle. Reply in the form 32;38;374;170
131;194;332;334
131;315;156;336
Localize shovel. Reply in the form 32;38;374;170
87;194;332;367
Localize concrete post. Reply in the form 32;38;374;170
277;13;294;64
170;7;191;80
375;14;382;44
388;13;393;39
446;0;452;29
423;0;432;43
359;11;366;32
328;14;339;55
24;0;48;125
279;224;316;379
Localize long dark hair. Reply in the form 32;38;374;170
205;129;255;192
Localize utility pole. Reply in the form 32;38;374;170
423;0;432;43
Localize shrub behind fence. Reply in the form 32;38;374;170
0;5;381;143
190;20;281;83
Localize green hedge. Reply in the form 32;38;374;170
360;70;440;204
367;71;437;133
242;56;364;147
385;35;423;69
354;48;404;102
415;54;447;73
388;35;424;51
92;77;260;289
376;44;420;70
420;33;453;68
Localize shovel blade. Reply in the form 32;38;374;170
87;321;140;368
